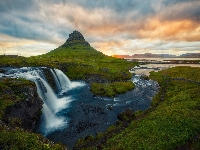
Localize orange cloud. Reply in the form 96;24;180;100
138;18;200;41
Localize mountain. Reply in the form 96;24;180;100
61;30;90;47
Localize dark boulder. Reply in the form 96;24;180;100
0;68;5;73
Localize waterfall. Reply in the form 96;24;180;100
15;68;71;134
35;78;47;102
50;69;62;92
42;103;65;133
36;77;63;111
54;69;72;89
34;68;48;82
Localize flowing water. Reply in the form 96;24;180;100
0;67;159;148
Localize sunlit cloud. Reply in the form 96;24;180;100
0;34;57;57
0;0;200;56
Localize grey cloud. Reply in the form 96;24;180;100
159;1;200;22
0;0;37;13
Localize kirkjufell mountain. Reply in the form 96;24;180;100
45;30;100;56
61;30;90;47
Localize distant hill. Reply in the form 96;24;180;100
113;53;200;59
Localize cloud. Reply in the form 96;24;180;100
0;0;200;56
0;34;57;57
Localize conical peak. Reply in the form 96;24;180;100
62;30;90;47
68;30;85;41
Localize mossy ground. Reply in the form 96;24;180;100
74;66;200;150
0;78;34;119
0;126;65;150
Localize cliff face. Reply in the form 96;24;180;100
0;78;43;130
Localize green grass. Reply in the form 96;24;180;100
150;66;200;82
74;66;200;149
0;126;65;150
91;81;135;97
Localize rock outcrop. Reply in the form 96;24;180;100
61;30;90;47
1;79;43;130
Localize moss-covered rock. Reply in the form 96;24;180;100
0;78;43;130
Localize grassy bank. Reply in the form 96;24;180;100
0;127;65;150
74;66;200;149
91;81;135;97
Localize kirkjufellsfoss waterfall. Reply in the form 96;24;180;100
11;67;85;135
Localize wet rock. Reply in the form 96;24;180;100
140;75;150;80
85;74;108;83
107;105;113;111
63;121;99;138
3;85;43;130
0;68;5;73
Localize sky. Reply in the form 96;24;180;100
0;0;200;57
